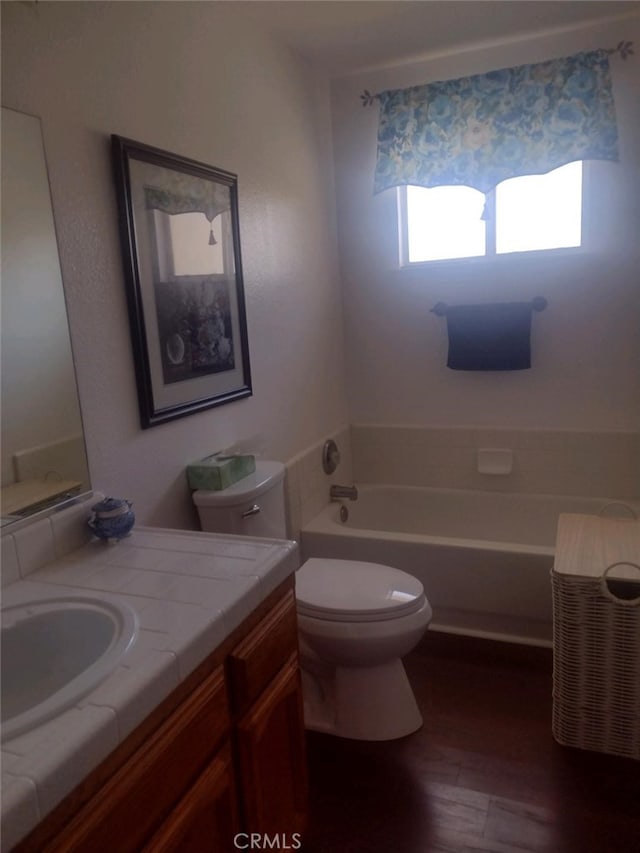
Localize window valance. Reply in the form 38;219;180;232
371;48;623;195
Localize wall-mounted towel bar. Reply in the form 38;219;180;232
432;297;548;371
431;296;548;316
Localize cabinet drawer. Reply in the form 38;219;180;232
45;666;229;853
228;590;298;712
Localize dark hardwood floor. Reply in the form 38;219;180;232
303;632;640;853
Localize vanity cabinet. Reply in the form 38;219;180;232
14;580;307;853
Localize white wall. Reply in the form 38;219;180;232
1;1;348;527
331;16;640;430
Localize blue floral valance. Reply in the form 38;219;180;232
373;49;620;195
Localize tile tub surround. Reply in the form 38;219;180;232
0;522;299;850
285;425;353;540
351;425;640;499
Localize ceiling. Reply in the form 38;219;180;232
241;1;640;76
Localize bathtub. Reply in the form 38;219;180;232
300;485;635;647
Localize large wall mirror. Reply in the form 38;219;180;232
1;107;91;527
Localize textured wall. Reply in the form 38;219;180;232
331;16;640;430
1;1;348;527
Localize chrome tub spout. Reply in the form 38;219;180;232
330;484;358;501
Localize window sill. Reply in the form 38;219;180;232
401;245;587;271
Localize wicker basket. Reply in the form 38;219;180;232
552;556;640;760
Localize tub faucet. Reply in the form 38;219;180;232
330;484;358;501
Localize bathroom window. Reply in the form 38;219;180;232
400;160;583;264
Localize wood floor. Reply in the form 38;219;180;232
303;632;640;853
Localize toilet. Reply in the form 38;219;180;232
193;461;432;741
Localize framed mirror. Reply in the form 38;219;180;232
112;136;252;428
1;107;90;526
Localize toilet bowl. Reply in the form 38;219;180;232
296;558;432;741
192;460;432;741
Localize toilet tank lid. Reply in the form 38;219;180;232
193;460;284;506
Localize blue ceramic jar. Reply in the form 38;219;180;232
88;497;135;543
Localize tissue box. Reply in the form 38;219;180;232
187;453;256;491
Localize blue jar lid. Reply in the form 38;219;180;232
91;497;131;516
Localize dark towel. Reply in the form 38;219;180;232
445;302;533;371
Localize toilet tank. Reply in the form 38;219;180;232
193;460;287;540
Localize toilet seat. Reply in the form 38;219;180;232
296;558;426;623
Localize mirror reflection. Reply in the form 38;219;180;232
1;107;90;526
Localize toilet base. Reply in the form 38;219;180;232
301;657;423;741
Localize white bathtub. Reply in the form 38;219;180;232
300;486;636;647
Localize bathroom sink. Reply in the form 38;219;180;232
1;596;138;741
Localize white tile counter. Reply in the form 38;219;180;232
1;523;299;851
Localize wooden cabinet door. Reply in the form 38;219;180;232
43;667;229;853
143;742;239;853
228;590;298;715
236;656;308;839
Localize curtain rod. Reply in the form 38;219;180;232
360;41;634;106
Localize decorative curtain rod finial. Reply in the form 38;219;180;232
360;89;379;107
606;41;634;60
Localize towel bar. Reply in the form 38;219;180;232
431;296;547;316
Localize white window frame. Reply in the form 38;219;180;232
397;162;591;268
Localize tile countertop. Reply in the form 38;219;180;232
1;525;299;851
